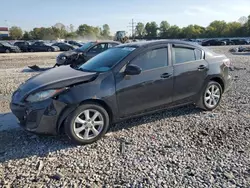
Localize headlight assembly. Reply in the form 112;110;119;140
25;88;65;102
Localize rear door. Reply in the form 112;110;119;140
171;44;208;104
116;45;174;117
85;43;108;60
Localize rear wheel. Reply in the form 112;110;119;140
5;49;10;53
48;48;52;52
64;103;110;145
197;81;222;111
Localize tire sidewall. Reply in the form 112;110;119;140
202;81;222;111
64;103;110;145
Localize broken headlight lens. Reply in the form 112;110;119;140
26;89;64;102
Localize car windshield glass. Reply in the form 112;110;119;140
78;47;136;72
1;42;12;46
77;42;95;51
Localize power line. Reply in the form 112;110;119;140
128;19;136;38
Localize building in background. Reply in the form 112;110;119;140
0;27;9;38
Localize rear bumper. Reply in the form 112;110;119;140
10;99;67;135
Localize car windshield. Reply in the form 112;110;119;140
1;42;12;47
77;42;95;51
78;47;137;72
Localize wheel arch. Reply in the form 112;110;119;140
57;99;114;133
209;77;225;92
79;99;114;123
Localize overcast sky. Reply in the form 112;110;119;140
1;0;249;34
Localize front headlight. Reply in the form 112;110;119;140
26;89;64;102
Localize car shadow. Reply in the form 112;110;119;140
0;105;201;163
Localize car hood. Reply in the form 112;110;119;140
17;65;97;99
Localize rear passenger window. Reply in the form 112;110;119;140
173;47;195;64
131;48;168;71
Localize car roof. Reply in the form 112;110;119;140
116;40;203;49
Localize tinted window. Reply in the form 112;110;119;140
108;43;117;48
78;42;95;51
89;43;106;52
173;47;196;64
79;47;136;72
131;48;168;71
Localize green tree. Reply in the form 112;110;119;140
22;31;32;40
206;20;228;38
65;32;77;39
225;22;242;37
9;26;23;39
69;24;74;32
238;16;247;25
181;24;205;38
77;24;95;37
159;21;170;38
145;22;158;38
135;22;145;38
167;25;181;39
101;24;110;38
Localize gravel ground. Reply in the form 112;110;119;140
0;47;250;187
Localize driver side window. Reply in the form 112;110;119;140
130;48;168;71
89;43;106;53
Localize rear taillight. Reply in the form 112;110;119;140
223;59;232;67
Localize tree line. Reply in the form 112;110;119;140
6;15;250;41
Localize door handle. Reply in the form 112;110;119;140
198;65;207;71
161;73;172;78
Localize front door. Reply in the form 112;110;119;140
115;46;174;117
171;44;208;103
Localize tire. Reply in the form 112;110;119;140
48;48;52;52
197;81;223;111
5;49;10;53
64;103;110;145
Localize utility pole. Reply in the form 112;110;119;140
128;19;136;39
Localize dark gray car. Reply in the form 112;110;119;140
56;41;121;67
10;40;232;145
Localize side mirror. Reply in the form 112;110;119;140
124;64;142;75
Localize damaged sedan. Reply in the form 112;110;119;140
10;40;232;144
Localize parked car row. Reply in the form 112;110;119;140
201;38;250;46
0;40;81;53
11;40;232;144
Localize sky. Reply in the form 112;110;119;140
0;0;250;35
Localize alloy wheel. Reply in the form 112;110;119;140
73;109;104;140
204;84;221;109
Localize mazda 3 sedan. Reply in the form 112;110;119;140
10;40;232;144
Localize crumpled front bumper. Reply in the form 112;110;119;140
10;99;67;135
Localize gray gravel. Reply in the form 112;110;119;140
0;46;250;187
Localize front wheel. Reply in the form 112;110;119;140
64;103;110;145
197;81;223;111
